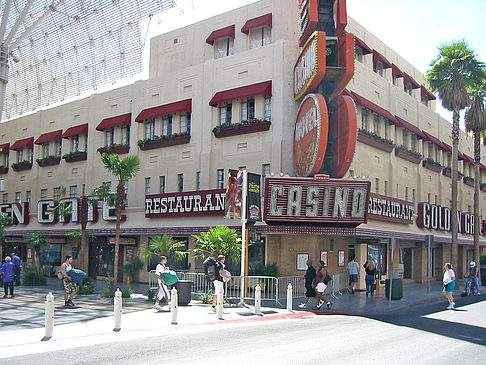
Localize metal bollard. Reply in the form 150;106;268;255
286;283;293;311
171;287;178;325
113;288;122;332
254;284;262;315
42;292;55;341
217;287;224;320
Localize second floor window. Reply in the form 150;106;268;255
17;149;23;163
264;95;272;121
177;173;183;192
55;141;62;156
145;119;155;140
42;143;49;158
2;193;7;203
26;191;31;203
159;176;166;194
162;116;172;136
70;185;77;198
105;128;114;146
404;82;413;96
41;189;48;199
71;135;79;152
53;187;61;201
402;129;409;149
217;169;224;189
373;114;380;135
219;102;232;125
145;177;151;195
180;112;191;134
215;37;234;59
15;192;21;203
249;27;271;49
354;47;363;63
241;97;255;121
196;171;201;191
373;61;384;76
361;109;368;131
121;125;130;145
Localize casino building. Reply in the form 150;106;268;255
0;0;485;285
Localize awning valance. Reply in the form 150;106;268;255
394;116;426;139
135;100;192;122
10;137;34;150
350;92;397;124
241;13;272;34
372;50;391;68
0;143;9;153
35;130;63;144
420;85;436;101
209;80;272;107
422;131;446;151
62;123;88;139
206;25;235;45
96;113;131;131
403;73;420;89
463;154;475;164
354;36;372;54
391;64;403;78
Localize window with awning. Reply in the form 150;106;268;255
206;25;235;45
422;131;447;151
394;116;426;139
97;113;132;131
62;123;88;139
10;137;34;150
349;91;397;125
209;81;272;107
241;13;272;34
34;130;63;144
135;100;191;122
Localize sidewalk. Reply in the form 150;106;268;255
0;277;483;359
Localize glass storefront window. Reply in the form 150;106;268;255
367;243;387;275
40;244;62;266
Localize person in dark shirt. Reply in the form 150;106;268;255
464;261;481;295
298;259;316;309
363;260;377;296
211;255;231;312
11;253;21;286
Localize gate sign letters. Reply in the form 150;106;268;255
264;177;370;226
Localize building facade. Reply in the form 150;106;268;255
0;0;484;285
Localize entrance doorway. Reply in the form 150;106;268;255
400;247;413;279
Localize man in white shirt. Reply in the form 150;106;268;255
154;256;171;311
347;256;359;294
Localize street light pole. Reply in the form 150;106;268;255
239;170;248;305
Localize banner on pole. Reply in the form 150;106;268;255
224;169;243;219
247;172;262;222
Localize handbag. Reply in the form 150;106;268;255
323;271;332;284
160;270;179;286
57;271;64;280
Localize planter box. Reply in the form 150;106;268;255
98;145;130;155
357;130;394;153
463;176;475;187
139;135;191;151
37;156;61;167
64;152;87;163
12;162;32;172
395;148;421;164
213;121;271;138
0;166;8;174
422;160;442;173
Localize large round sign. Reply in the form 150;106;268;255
293;93;328;176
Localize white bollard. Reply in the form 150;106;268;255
42;292;55;341
113;288;122;332
286;283;293;312
171;287;178;325
217;287;224;320
254;284;262;315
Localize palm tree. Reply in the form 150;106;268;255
465;80;486;270
97;153;140;292
142;234;187;266
425;40;485;268
192;225;241;260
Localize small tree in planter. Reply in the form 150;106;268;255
192;225;241;260
24;233;48;270
142;234;187;269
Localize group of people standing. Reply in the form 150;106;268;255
298;259;332;310
0;253;22;298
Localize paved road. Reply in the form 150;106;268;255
3;296;485;365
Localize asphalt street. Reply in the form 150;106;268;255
3;296;485;365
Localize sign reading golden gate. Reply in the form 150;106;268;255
264;177;370;226
293;93;328;177
294;31;326;100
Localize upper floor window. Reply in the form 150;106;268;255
361;109;368;131
402;129;409;149
215;37;234;59
15;192;21;203
145;119;155;140
53;187;61;201
411;134;417;152
121;125;130;145
145;177;151;195
264;95;272;121
241;97;255;121
217;169;224;189
162;115;173;136
41;189;48;199
355;47;363;63
392;75;399;86
219;102;232;125
70;185;77;198
373;114;380;135
177;173;184;192
196;171;201;191
373;61;384;77
105;128;114;146
249;27;271;49
26;191;31;203
180;112;191;134
17;148;32;163
42;143;49;159
404;82;413;96
55;140;62;157
2;193;8;203
159;175;166;194
71;135;79;153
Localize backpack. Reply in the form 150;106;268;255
203;257;217;282
323;269;332;285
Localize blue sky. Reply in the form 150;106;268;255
156;0;486;124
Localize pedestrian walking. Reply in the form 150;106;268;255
154;255;171;311
347;256;359;294
61;255;79;307
0;256;15;298
211;255;231;312
442;263;456;310
298;259;316;308
363;260;377;296
11;252;21;286
313;260;332;310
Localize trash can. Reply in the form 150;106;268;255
174;280;192;306
385;278;403;300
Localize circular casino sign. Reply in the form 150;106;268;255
293;93;329;177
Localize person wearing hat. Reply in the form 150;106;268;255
464;261;481;296
0;256;15;298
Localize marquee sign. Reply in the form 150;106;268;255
368;193;414;224
264;177;370;226
416;202;486;235
298;0;318;47
294;31;326;100
293;93;329;177
145;189;226;218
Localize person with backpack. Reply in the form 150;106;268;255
207;255;231;312
313;260;332;310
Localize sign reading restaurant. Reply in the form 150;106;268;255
264;177;370;226
145;189;226;218
368;193;414;224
